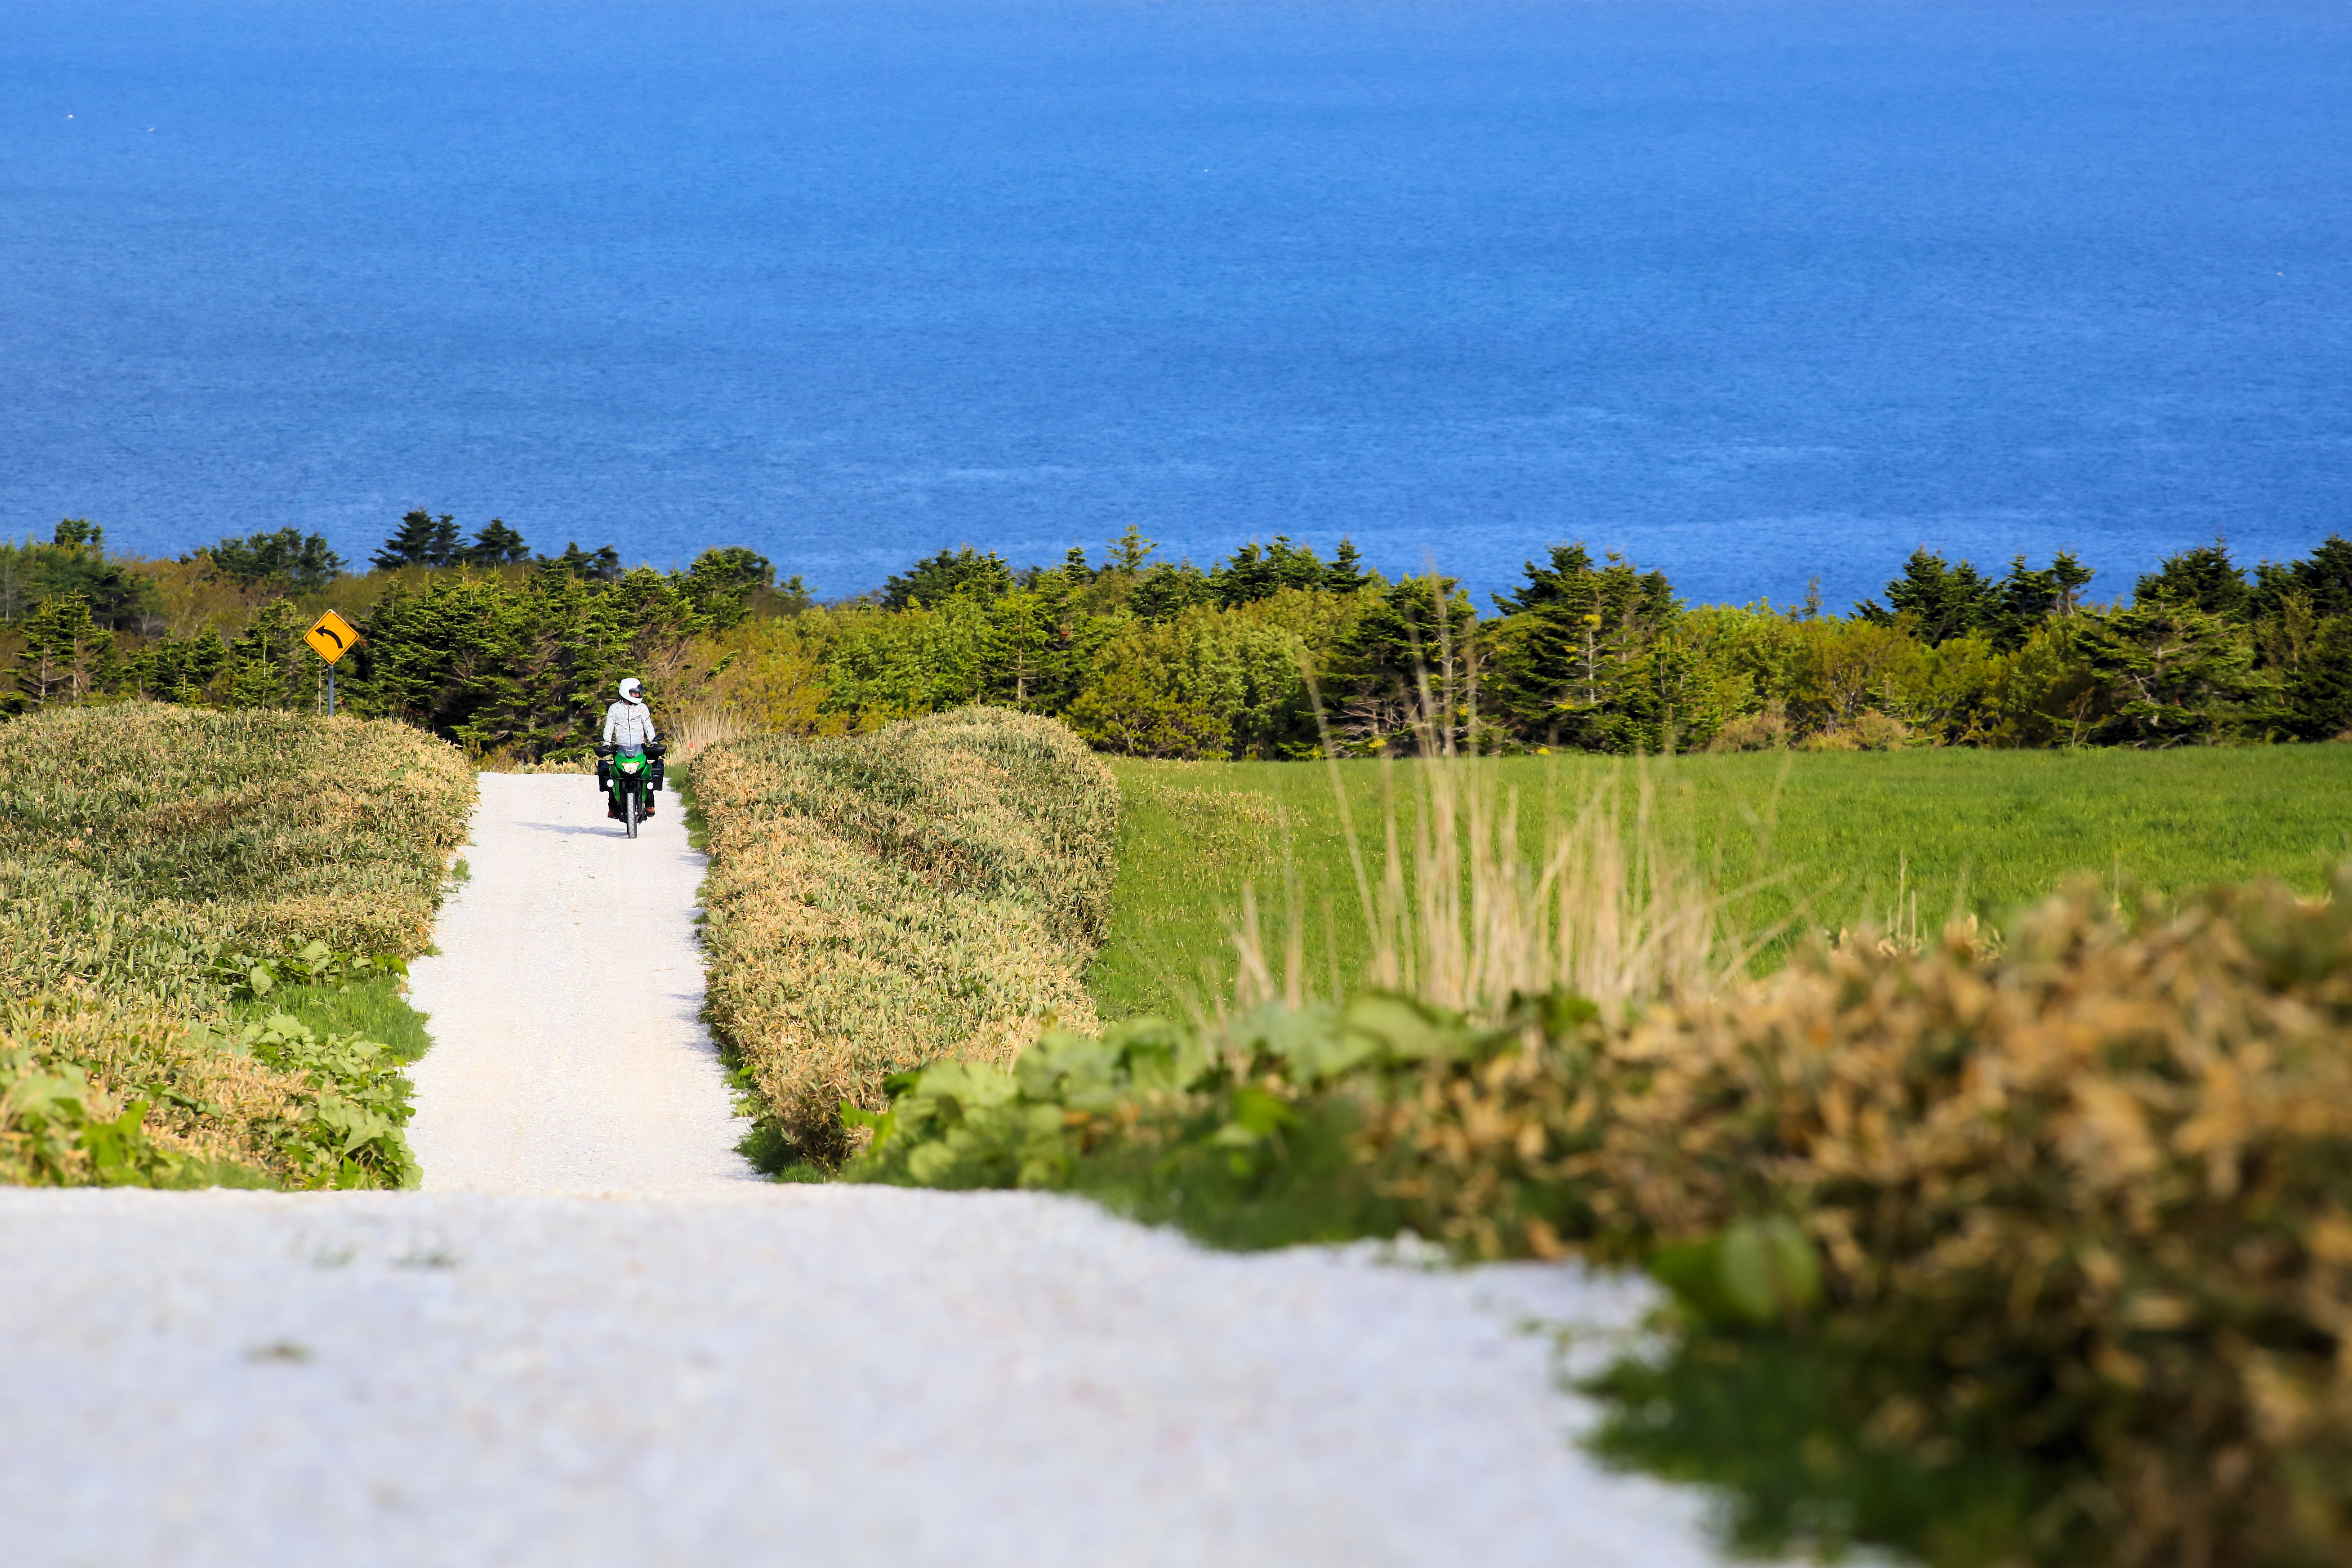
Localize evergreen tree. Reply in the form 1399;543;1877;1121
540;541;623;584
122;630;231;704
11;517;160;630
1855;548;1997;645
1210;537;1326;607
1984;551;2092;651
459;519;532;567
2134;538;2249;620
1487;545;1680;750
187;528;345;590
2077;603;2279;745
9;592;115;712
680;546;774;628
372;510;462;570
1061;546;1094;582
2252;534;2352;623
31;550;156;631
1328;574;1479;752
1127;562;1211;622
1987;555;2058;651
345;566;708;755
984;575;1098;713
1324;537;1370;593
1105;525;1157;574
2050;550;2096;615
347;575;532;739
881;546;1012;609
223;599;321;710
2284;617;2352;741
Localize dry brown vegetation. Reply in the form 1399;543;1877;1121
0;704;473;1182
1367;875;2352;1566
695;707;1118;1163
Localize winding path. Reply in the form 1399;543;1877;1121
0;773;1762;1568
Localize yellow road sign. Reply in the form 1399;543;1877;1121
304;610;359;665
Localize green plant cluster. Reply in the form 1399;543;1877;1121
0;1047;194;1187
1476;537;2352;755
849;873;2352;1568
0;519;157;630
0;704;470;1187
187;1012;419;1188
841;998;1521;1248
209;937;408;1004
693;707;1120;1167
183;526;347;591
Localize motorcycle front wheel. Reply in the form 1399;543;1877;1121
626;790;640;838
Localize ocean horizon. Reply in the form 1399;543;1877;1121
3;0;2347;607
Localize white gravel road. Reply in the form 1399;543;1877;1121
405;773;753;1192
3;773;1756;1568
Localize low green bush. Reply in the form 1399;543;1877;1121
185;1010;419;1188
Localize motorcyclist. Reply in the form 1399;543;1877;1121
599;677;661;820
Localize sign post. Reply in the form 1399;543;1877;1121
303;610;359;715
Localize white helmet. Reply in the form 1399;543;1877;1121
618;677;643;702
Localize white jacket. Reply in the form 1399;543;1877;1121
602;699;658;750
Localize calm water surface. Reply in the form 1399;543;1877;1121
3;0;2347;604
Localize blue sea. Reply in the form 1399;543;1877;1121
3;0;2348;608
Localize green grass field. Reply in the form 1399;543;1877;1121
1085;746;2352;1020
234;976;437;1062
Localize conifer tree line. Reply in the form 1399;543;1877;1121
4;509;2350;757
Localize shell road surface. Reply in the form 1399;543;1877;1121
405;774;754;1192
3;774;1764;1568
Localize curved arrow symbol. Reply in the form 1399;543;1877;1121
315;624;346;650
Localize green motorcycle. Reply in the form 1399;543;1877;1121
596;742;666;838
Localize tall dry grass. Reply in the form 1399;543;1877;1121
695;707;1119;1163
665;702;756;762
1232;753;1787;1026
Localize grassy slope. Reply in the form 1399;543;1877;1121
1087;746;2352;1020
0;704;472;1184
